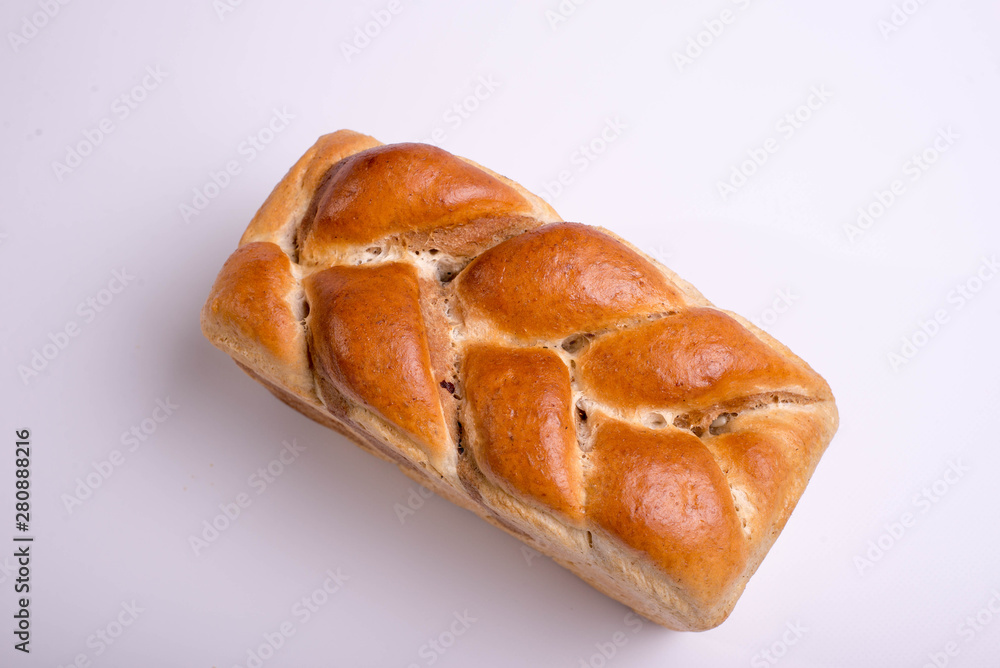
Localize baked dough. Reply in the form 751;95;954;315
201;130;838;631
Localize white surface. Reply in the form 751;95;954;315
2;1;999;666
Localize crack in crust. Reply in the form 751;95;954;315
201;130;839;631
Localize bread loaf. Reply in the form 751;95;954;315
201;130;838;631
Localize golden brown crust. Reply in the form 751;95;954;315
577;307;832;414
455;223;686;340
702;403;835;550
297;143;535;263
201;130;839;631
586;418;749;608
304;262;449;467
200;242;313;398
203;242;300;360
462;345;584;523
240;130;383;250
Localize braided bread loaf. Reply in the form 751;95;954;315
201;130;838;631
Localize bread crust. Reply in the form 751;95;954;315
201;131;839;631
462;345;584;524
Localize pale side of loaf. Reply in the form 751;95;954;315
200;130;839;631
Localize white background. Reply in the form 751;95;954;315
2;0;999;666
